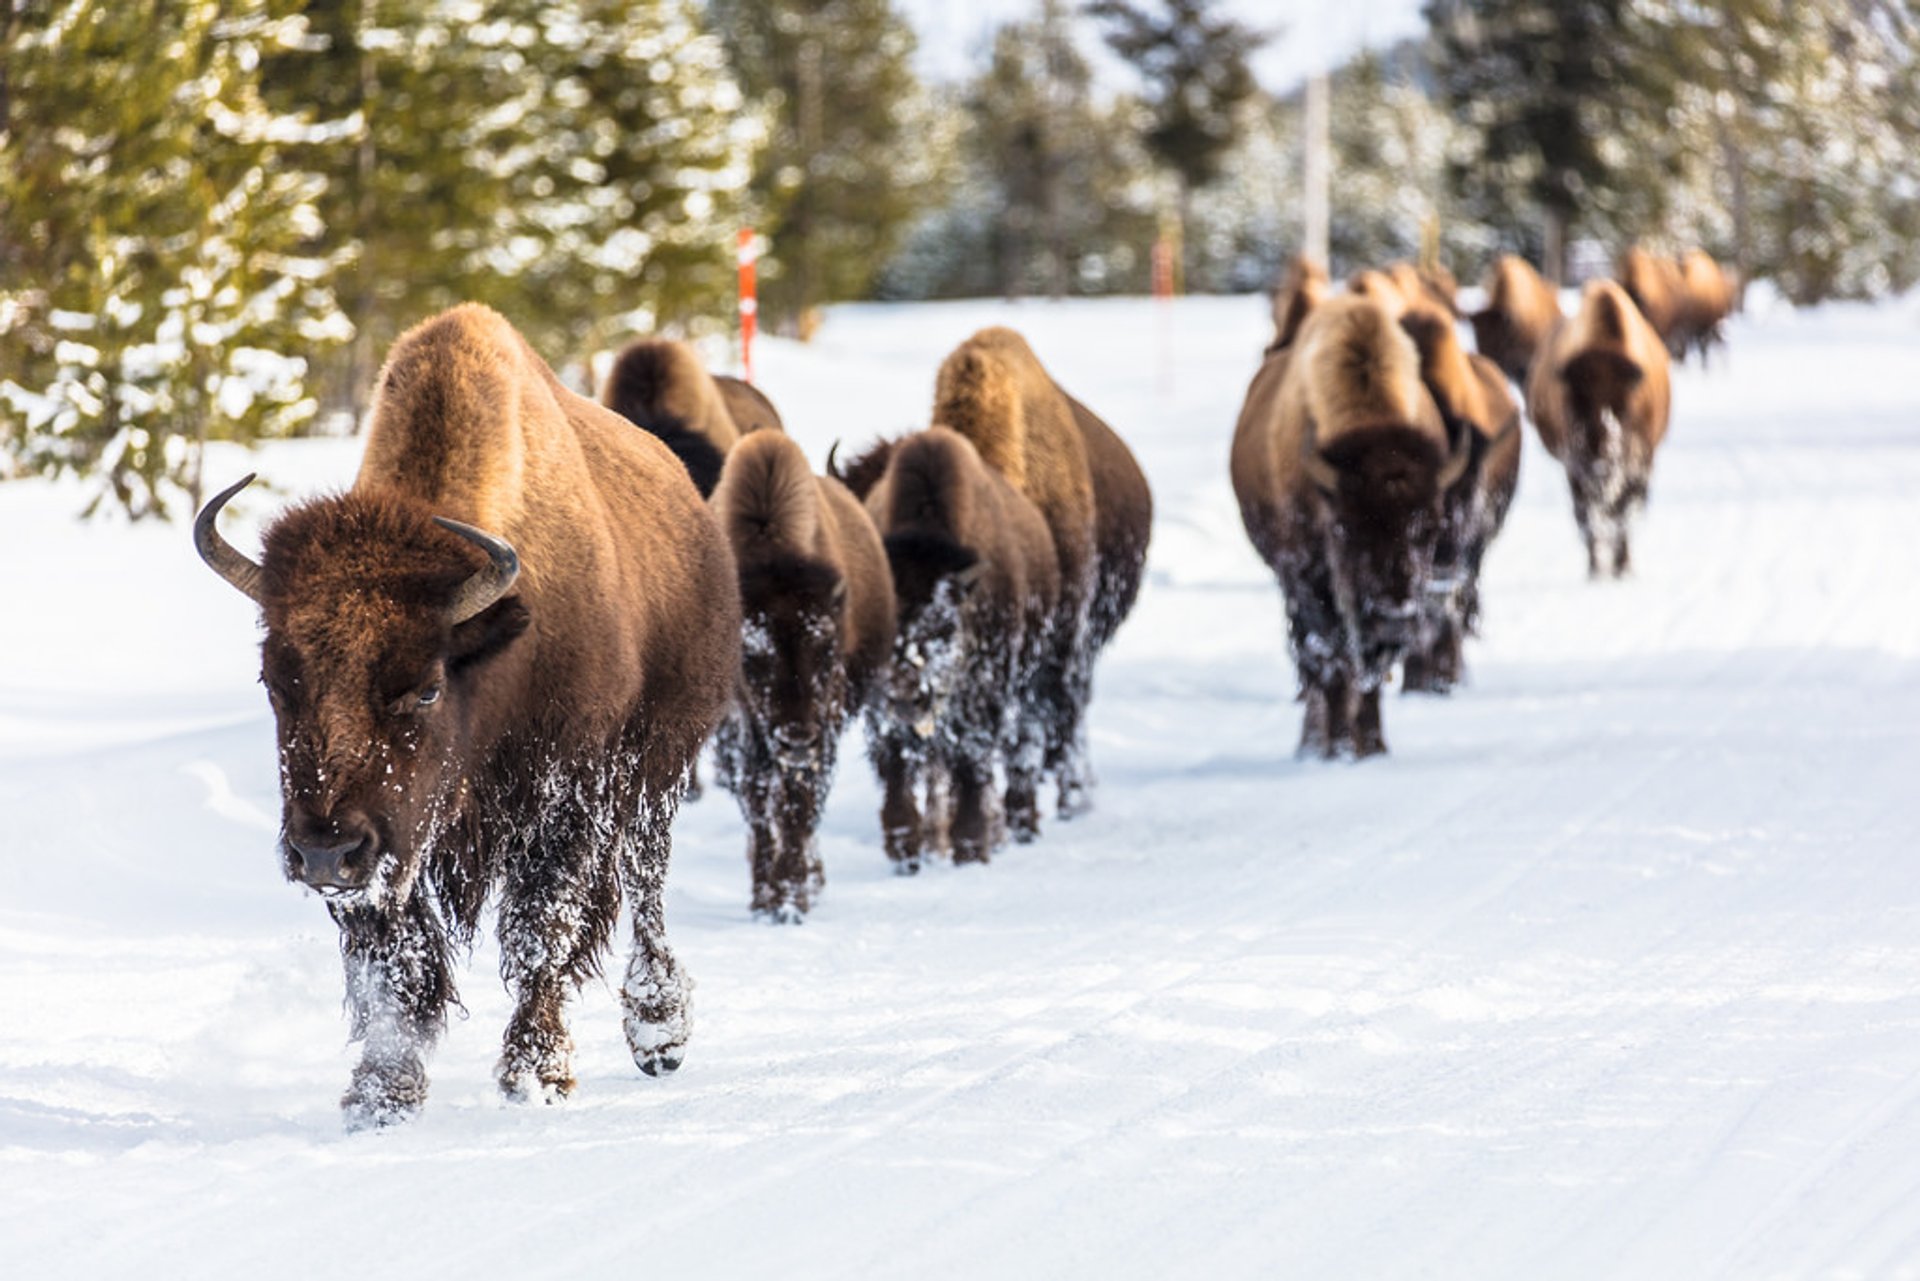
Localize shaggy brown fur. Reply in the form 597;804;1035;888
862;427;1059;867
710;431;894;921
601;339;756;497
933;327;1102;812
1396;303;1522;693
1269;254;1330;352
1527;280;1673;578
199;304;739;1128
1347;268;1413;317
1617;246;1689;358
1676;250;1737;363
1230;295;1464;758
1388;260;1460;317
1470;254;1564;385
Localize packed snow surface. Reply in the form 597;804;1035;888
3;292;1918;1279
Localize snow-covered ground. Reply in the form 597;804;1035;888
4;292;1918;1279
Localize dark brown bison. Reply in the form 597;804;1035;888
1269;254;1330;352
1396;302;1523;693
1469;254;1564;385
1230;295;1470;758
1527;280;1673;578
933;327;1148;816
602;339;776;497
710;431;894;921
194;304;739;1127
853;427;1059;868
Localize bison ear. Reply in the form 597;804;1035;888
449;595;531;674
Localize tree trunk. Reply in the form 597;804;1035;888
1543;206;1569;285
1713;106;1751;310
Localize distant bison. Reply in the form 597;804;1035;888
1396;303;1522;692
1469;254;1563;385
1527;280;1672;577
1676;249;1738;363
1231;296;1469;758
849;427;1058;867
933;327;1148;816
1617;246;1689;359
711;431;894;920
196;304;739;1127
601;339;778;496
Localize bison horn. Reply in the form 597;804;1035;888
1298;427;1342;493
194;473;266;604
1436;418;1476;491
824;440;844;482
434;517;521;624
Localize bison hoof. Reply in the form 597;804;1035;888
754;900;808;925
341;1060;426;1132
952;842;990;866
891;856;922;877
499;1069;575;1105
636;1046;685;1077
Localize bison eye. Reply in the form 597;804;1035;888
417;683;443;708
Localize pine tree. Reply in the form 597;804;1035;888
709;0;942;332
1085;0;1267;283
0;0;348;518
1426;0;1677;282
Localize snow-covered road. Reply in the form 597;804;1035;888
4;293;1918;1279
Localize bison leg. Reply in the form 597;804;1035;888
619;804;692;1077
734;750;782;919
1298;684;1334;759
875;738;925;875
496;814;616;1104
766;764;831;923
330;896;454;1130
948;752;993;865
1004;694;1047;845
1352;686;1388;759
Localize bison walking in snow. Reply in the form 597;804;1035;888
1230;295;1470;758
601;338;780;497
711;431;895;921
931;327;1149;817
1527;280;1673;578
195;304;739;1127
842;427;1059;868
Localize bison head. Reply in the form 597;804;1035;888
196;476;530;906
735;557;848;773
1301;424;1470;678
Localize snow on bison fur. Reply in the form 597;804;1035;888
195;304;740;1128
1527;279;1673;579
710;431;895;921
1230;295;1470;759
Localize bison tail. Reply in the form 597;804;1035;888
934;347;1026;490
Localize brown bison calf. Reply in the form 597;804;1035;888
1396;304;1523;693
855;428;1059;868
1470;254;1563;385
711;432;894;921
195;305;739;1127
1527;280;1673;578
934;327;1149;817
1230;296;1469;758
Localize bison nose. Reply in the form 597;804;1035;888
287;815;379;890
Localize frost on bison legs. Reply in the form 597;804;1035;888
331;897;454;1131
619;839;692;1078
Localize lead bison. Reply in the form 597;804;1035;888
1527;280;1672;578
194;304;740;1128
1230;295;1469;758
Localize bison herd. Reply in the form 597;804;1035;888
193;244;1732;1127
1236;246;1732;759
